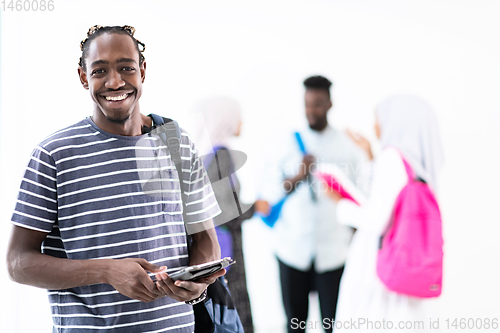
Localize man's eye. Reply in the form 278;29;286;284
92;69;104;75
122;67;134;71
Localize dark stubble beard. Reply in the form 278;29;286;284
309;117;328;132
106;114;131;124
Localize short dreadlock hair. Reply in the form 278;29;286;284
78;25;145;72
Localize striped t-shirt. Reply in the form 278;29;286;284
11;117;221;332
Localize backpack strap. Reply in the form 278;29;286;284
204;146;242;217
149;115;244;329
401;158;415;183
148;113;189;224
294;131;307;155
149;113;165;127
148;114;182;158
203;145;229;174
388;147;415;183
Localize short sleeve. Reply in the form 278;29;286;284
11;146;58;233
182;133;221;229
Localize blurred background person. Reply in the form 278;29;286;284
327;95;444;332
193;96;270;333
260;76;368;333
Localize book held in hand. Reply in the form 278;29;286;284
314;163;366;205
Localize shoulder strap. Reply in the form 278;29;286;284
149;113;188;215
204;146;242;216
203;146;237;178
401;158;415;183
294;131;307;155
294;131;316;201
378;149;414;249
149;113;165;127
149;114;182;158
203;145;225;170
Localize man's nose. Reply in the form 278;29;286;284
105;70;125;90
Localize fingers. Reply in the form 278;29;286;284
302;155;316;176
197;268;226;285
155;272;208;302
124;273;163;301
255;200;270;215
325;187;342;202
346;128;361;142
137;258;167;273
345;129;372;160
141;275;164;298
155;273;182;299
117;278;162;302
303;154;315;163
113;259;166;302
135;290;161;303
172;280;206;299
135;259;166;298
346;129;368;144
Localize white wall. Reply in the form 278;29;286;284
1;1;499;332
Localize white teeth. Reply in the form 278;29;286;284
105;94;128;101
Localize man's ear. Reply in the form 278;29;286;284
327;100;333;112
78;66;89;90
141;61;146;83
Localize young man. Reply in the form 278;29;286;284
263;76;367;333
6;25;223;332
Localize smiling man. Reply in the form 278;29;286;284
6;25;223;332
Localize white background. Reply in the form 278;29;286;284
1;1;499;332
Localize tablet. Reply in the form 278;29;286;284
154;257;235;282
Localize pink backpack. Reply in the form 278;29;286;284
376;154;443;298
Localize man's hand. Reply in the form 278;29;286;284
301;154;315;177
283;154;316;193
166;222;222;302
254;199;270;216
104;258;166;302
155;269;226;302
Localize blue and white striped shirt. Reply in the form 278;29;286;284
11;117;221;332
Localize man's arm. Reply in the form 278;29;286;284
188;223;221;265
6;225;164;302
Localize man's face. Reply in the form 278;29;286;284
79;33;145;124
304;89;332;131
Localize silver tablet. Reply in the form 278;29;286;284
154;257;235;282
